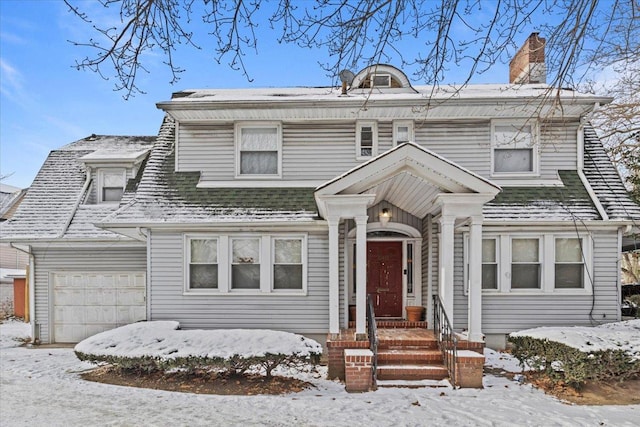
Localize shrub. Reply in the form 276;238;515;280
0;298;14;320
74;322;322;378
508;335;640;388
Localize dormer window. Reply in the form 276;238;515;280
99;169;126;203
371;74;391;87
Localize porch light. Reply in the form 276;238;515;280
379;208;392;226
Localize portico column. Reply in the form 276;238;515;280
468;215;484;342
328;216;341;335
355;215;368;338
439;215;456;323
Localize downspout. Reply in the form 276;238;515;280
59;167;93;237
576;116;608;221
10;243;37;343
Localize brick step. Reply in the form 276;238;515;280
376;364;449;381
376;379;450;389
377;349;443;364
378;340;438;350
347;321;429;329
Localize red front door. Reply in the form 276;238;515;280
367;241;403;317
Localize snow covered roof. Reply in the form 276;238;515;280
1;135;155;242
100;118;319;228
582;127;640;222
159;84;611;123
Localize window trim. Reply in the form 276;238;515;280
464;232;593;295
183;233;307;295
490;119;539;177
271;236;307;292
356;120;378;159
97;168;127;204
393;120;414;146
234;122;283;179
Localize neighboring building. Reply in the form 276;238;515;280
3;34;639;358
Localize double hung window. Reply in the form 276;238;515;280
236;124;281;177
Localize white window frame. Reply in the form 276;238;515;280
183;234;307;295
271;236;307;292
393;120;414;146
97;168;127;204
356;120;378;159
464;232;593;295
234;122;282;179
491;120;539;177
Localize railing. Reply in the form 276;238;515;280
432;294;458;388
366;294;378;384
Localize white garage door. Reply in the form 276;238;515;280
53;272;146;343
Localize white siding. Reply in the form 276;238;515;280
148;230;330;333
417;121;492;177
538;120;579;179
32;246;147;344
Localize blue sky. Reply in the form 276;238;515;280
1;1;538;189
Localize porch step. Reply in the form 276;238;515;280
376;379;451;389
377;349;443;364
376;364;449;381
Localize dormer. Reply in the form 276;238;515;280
80;147;149;204
348;64;418;94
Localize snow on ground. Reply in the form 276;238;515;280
1;321;639;427
75;321;322;359
510;319;640;359
0;319;30;349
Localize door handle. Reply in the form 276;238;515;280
377;294;379;306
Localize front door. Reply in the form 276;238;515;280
367;241;403;317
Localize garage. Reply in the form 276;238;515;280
52;272;146;343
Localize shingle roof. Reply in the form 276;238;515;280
484;170;600;221
102;118;319;225
582;127;640;221
1;135;155;241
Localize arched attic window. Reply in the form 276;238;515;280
349;64;417;93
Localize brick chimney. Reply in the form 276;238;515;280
509;33;546;84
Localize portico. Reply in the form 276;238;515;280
316;142;500;342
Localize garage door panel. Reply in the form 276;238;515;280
54;324;86;343
117;289;145;305
85;306;117;323
55;289;85;305
85;289;116;305
117;306;146;323
53;272;146;343
54;306;85;323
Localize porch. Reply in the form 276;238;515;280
327;308;485;390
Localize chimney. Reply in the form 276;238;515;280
509;33;546;84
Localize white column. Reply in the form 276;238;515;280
468;215;484;342
439;215;456;323
355;215;368;338
328;217;341;335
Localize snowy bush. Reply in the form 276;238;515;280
75;321;322;378
509;320;640;388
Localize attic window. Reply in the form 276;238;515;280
99;169;126;203
371;74;391;87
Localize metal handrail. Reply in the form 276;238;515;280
432;294;458;388
366;294;378;384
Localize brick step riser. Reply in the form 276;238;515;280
378;355;443;364
378;343;439;350
377;369;449;381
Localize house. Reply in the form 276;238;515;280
3;34;639;387
0;183;29;315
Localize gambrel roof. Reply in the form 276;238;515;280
1;136;155;241
99;117;319;229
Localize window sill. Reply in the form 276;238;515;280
183;290;307;296
482;289;592;296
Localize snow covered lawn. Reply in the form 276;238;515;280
1;321;639;427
